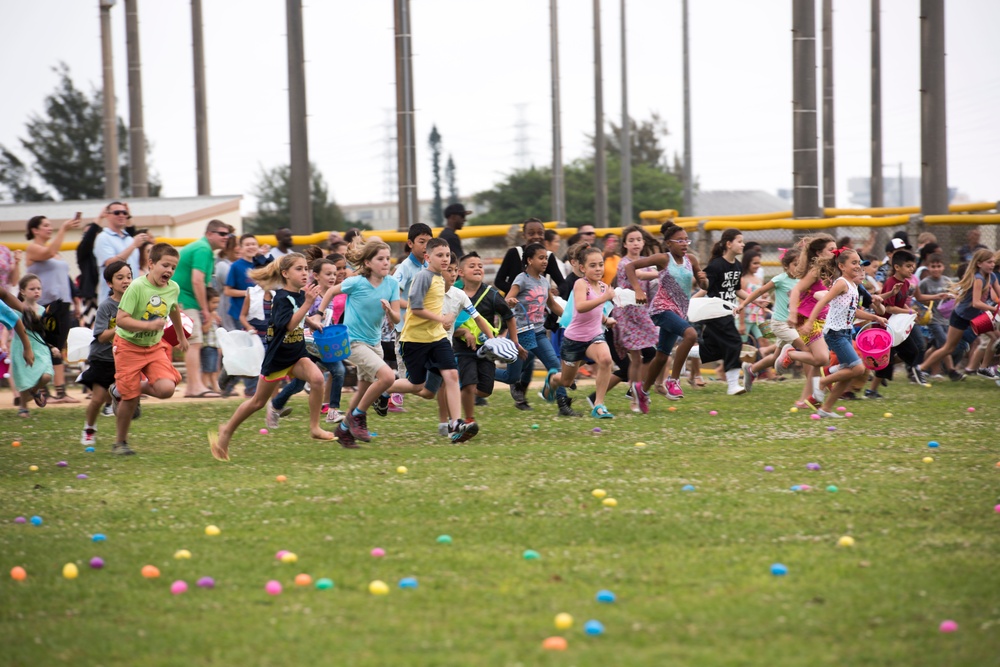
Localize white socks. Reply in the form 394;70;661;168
725;368;741;388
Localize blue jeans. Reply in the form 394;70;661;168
651;310;693;356
823;328;862;368
271;359;345;410
509;331;566;398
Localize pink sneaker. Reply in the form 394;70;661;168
389;393;404;407
665;378;684;400
387;403;406;413
633;382;650;414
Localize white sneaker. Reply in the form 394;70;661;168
325;408;345;424
437;423;450;437
727;384;747;396
80;427;96;446
817;409;843;419
265;402;280;430
101;404;114;417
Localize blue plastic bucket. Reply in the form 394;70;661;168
312;324;351;362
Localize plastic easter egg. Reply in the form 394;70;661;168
584;620;605;636
807;463;821;471
11;441;21;447
928;441;939;448
84;447;95;453
92;533;106;542
764;466;774;472
368;580;389;595
370;548;385;558
967;407;975;413
791;485;801;491
835;406;846;412
770;563;788;576
596;589;616;603
709;410;718;416
682;484;695;492
90;557;104;569
844;412;854;418
837;536;855;547
11;566;27;581
810;414;821;420
29;465;38;472
204;525;220;536
30;515;43;526
315;578;334;590
76;474;88;480
197;577;215;588
923;457;934;464
800;484;812;491
280;552;298;564
259;428;269;435
171;580;188;595
789;407;798;413
62;563;79;579
602;498;617;507
275;475;287;483
398;576;418;589
57;461;67;467
668;406;677;412
826;426;836;432
939;620;958;633
522;549;541;560
994;504;1000;513
592;489;607;499
275;550;289;561
436;535;452;545
554;612;573;629
295;573;313;587
542;636;568;651
592;427;602;434
14;517;26;524
883;412;892;418
265;580;282;596
634;442;647;448
396;466;407;474
142;565;160;578
531;424;539;430
174;549;192;560
827;485;838;493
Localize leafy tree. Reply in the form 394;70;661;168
428;125;443;225
0;63;160;202
592;113;671;170
247;163;356;235
445;154;459;205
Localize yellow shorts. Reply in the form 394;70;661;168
262;366;294;383
800;319;825;345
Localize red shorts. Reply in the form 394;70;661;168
113;335;181;400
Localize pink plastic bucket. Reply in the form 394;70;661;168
854;323;893;371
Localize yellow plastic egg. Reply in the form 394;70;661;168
62;563;79;579
555;612;574;629
592;489;607;499
368;579;389;595
602;498;618;507
204;525;221;536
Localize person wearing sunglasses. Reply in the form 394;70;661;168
173;219;233;398
93;201;151;300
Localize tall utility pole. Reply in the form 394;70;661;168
920;0;948;216
870;0;883;208
191;0;211;195
286;0;311;235
592;0;608;227
124;0;148;197
549;0;566;223
791;0;819;219
99;0;120;199
681;0;693;217
821;0;835;209
394;0;418;231
619;0;632;226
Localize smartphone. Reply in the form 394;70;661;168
74;211;82;220
137;229;149;235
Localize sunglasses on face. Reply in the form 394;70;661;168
110;210;129;216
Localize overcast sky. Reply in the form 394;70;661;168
2;1;999;216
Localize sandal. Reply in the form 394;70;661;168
688;376;706;388
33;388;48;408
17;407;29;418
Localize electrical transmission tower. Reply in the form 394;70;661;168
513;103;532;169
382;108;398;201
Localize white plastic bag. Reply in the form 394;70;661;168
66;327;94;363
613;287;637;308
216;328;265;377
687;297;734;323
887;313;916;347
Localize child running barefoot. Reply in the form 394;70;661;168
0;284;40;416
11;275;56;416
209;253;332;461
79;261;131;446
314;241;401;449
801;248;886;417
700;228;752;396
626;223;707;409
545;246;617;419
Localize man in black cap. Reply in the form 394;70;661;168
440;203;471;257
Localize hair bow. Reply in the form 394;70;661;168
778;247;789;259
831;247;849;258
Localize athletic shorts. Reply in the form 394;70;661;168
183;308;204;345
457;352;496;395
79;358;116;390
769;319;801;344
349;341;386;383
262;365;294;383
113;335;181;400
400;338;456;386
560;334;606;365
949;311;974;331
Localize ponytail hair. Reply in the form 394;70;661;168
954;248;996;297
522;243;547;269
710;228;742;259
249;252;306;289
826;247;859;282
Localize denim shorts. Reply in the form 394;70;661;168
560;334;605;365
651;310;692;355
200;346;219;374
823;328;862;369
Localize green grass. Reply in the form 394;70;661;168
1;379;999;666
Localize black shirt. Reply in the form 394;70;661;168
454;284;514;355
261;289;308;375
494;247;564;295
705;257;742;302
439;227;463;258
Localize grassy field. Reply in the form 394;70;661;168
1;377;998;667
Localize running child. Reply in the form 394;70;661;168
79;261;131;445
3;280;45;417
626;223;707;408
209;253;332;461
200;287;223;393
544;246;617;419
110;243;188;456
612;225;660;411
388;223;434;412
700;228;751;396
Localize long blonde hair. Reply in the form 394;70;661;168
954;248;995;297
249;252;307;289
345;239;391;278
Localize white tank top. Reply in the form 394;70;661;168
823;277;859;332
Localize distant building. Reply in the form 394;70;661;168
340;199;486;231
848;176;922;208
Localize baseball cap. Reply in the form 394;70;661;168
888;237;912;252
444;203;472;218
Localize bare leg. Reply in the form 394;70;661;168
919;326;964;371
213;379;280;459
85;385;109;426
822;364;865;411
461;384;476;422
440;369;462;423
589;343;614;406
671;328;698;380
643;352;670;388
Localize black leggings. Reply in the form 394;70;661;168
699;315;743;372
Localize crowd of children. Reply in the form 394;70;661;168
3;220;999;457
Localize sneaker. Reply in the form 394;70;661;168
741;362;756;393
510;383;527;405
591;404;615;419
346;411;372;442
513;399;532;411
976;367;998;380
450;419;480;443
841;391;857;400
948;369;965;382
634;382;650;413
813;386;827;403
864;389;883;399
624;386;634;399
805;395;821;411
109;384;121;416
335;423;360;449
664;378;684;400
80;427;96;446
390;393;404;407
908;365;929;385
265;402;280;430
556;395;581;417
278;406;293;418
374;393;390;417
727;384;746;396
101;404;114;417
387;402;406;413
321;403;330;414
111;441;135;456
629;393;641;413
437;423;450;437
774;344;794;375
325;408;345;424
817;409;843;419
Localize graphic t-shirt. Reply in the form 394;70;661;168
919;275;953;325
225;257;255;322
341;275;400;346
174;237;216;310
512;272;551;333
90;296;121;362
705;257;741;302
455;284;514;355
261;289;307;374
116;276;180;346
400;269;446;343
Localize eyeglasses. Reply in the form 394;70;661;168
110;210;129;216
669;238;691;244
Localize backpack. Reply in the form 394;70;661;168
460;285;502;341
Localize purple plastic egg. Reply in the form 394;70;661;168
57;461;68;467
76;474;88;480
90;557;104;569
764;466;774;472
14;517;26;524
197;576;215;589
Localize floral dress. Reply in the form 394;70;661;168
612;256;659;356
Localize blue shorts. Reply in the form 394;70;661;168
560;334;605;365
200;346;220;374
651;310;693;355
823;328;862;369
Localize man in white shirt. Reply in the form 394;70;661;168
93;201;151;299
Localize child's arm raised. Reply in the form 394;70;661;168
787;270;817;326
573;279;613;313
287;285;322;332
624;253;666;304
317;284;344;314
734;280;775;314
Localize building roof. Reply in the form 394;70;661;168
694;190;791;217
0;195;242;232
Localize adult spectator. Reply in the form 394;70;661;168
494;218;564;295
76;221;102;326
957;229;987;263
174;219;231;397
440;203;472;257
93;202;150;302
267;228;294;261
577;224;597;246
25;214;82;403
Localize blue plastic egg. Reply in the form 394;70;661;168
771;563;788;576
399;577;418;589
595;589;616;603
584;620;605;635
29;516;42;526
